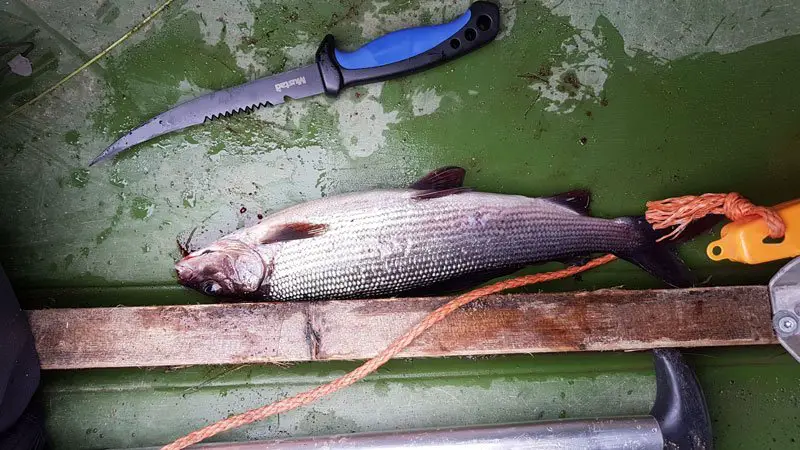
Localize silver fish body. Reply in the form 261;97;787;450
175;167;691;300
245;190;632;300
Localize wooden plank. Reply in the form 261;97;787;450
27;286;777;370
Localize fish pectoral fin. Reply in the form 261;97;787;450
409;166;466;190
259;222;328;244
545;189;592;215
412;187;473;200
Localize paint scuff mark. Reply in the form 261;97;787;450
331;83;400;158
283;32;317;67
176;79;211;103
542;0;800;61
188;0;259;71
496;1;517;40
410;88;443;117
524;30;609;114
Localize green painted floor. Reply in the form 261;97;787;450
2;0;800;448
40;350;800;449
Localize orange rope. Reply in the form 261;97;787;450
163;193;784;450
646;192;785;241
162;254;616;450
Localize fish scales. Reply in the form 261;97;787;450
175;167;693;300
258;191;632;301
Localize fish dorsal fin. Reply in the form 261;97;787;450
546;190;592;215
259;222;328;244
409;166;466;190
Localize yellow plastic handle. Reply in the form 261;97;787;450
707;199;800;264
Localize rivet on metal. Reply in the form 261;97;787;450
776;314;798;334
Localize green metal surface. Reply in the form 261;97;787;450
2;0;800;295
40;349;800;449
2;0;800;448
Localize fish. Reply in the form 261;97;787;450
175;166;695;301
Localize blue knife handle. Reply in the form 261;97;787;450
334;11;473;70
316;1;500;96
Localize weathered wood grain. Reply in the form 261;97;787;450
27;286;776;370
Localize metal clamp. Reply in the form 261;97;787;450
769;256;800;362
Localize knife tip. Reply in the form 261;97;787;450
88;150;110;167
87;155;102;167
89;142;122;166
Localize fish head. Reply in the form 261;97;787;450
175;239;266;298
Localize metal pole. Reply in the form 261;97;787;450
193;416;663;450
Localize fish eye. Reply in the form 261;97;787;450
201;281;222;295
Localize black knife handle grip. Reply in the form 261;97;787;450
316;1;500;96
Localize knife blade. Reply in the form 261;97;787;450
90;1;500;166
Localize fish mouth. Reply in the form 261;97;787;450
174;250;201;274
174;259;200;287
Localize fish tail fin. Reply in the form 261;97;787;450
613;216;697;288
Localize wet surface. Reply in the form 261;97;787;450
2;1;800;448
1;0;800;296
37;348;800;449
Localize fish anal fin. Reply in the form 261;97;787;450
260;222;328;244
412;187;472;200
410;166;466;190
546;189;592;215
